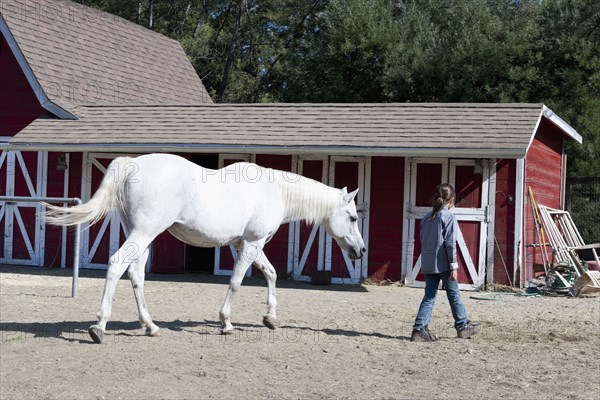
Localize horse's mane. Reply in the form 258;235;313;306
270;168;339;225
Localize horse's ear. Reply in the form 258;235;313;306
341;187;348;195
343;188;359;203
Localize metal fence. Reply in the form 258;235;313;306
565;177;600;244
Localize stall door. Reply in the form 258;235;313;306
292;157;329;281
325;156;370;284
403;158;489;290
81;153;129;270
0;151;47;266
213;154;255;276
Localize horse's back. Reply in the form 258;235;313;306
121;154;285;246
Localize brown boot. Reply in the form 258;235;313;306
456;322;481;339
411;325;438;342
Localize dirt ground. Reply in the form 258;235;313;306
0;265;599;400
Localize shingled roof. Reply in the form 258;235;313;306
0;0;211;118
3;103;582;158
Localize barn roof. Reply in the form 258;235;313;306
2;103;582;158
0;0;211;119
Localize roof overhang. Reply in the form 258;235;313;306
0;142;528;158
541;105;582;143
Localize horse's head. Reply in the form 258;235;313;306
323;187;367;260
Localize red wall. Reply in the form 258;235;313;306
367;157;404;281
493;159;516;285
524;119;565;280
255;154;293;276
44;152;70;267
0;33;45;136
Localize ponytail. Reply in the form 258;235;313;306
430;183;456;219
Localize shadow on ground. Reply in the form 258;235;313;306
0;318;408;345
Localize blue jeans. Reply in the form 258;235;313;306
413;272;468;330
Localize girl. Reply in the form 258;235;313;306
411;183;480;341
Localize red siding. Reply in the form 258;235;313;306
64;153;83;269
151;153;191;273
367;157;404;281
0;34;45;136
44;152;69;267
524;120;565;280
255;154;293;276
493;159;516;285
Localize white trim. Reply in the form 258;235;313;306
287;155;299;275
514;158;526;287
401;158;412;281
486;159;497;284
542;106;582;143
361;156;372;279
0;14;76;120
525;109;546;156
36;151;48;266
80;152;91;266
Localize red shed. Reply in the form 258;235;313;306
1;1;583;289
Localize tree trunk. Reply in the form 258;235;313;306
216;1;243;102
137;0;143;25
148;0;154;29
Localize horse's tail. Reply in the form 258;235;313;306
45;157;135;227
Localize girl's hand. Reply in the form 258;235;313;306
449;270;458;281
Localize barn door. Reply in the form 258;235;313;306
213;154;255;276
292;157;329;281
81;153;130;270
325;156;370;284
0;151;47;266
403;158;489;290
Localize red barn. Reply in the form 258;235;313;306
1;0;582;289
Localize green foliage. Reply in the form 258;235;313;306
73;0;599;175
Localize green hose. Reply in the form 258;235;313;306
469;292;540;301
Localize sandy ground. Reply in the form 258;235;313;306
0;265;599;400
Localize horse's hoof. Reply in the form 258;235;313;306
221;327;235;335
145;325;160;337
263;315;278;330
88;325;104;344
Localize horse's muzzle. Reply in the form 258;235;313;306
349;246;367;260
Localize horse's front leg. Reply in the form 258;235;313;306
253;255;278;329
219;241;261;334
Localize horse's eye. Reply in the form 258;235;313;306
350;216;358;222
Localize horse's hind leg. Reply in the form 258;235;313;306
88;234;152;344
252;255;278;329
128;247;159;337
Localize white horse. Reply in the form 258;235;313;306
45;153;366;344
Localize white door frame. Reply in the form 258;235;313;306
402;158;492;290
0;150;47;266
